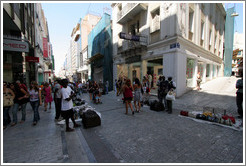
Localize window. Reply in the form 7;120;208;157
150;8;160;33
214;35;217;53
209;30;212;51
189;8;194;40
200;20;204;46
130;21;139;35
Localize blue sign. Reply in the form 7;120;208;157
119;32;140;42
170;42;180;49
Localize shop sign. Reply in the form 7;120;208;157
43;37;48;58
119;32;140;42
170;42;180;49
25;56;39;62
125;55;141;64
3;39;29;52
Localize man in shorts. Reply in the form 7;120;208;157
60;79;81;132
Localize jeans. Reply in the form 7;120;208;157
3;106;11;126
236;92;243;117
12;103;27;123
30;100;40;122
106;87;108;94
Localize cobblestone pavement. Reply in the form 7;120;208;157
2;76;244;163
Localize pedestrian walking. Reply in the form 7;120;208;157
60;79;81;132
43;82;53;111
11;82;29;126
3;82;15;129
196;72;202;90
166;77;176;114
54;80;62;121
133;78;142;112
114;79;117;96
236;72;243;118
159;76;169;110
88;81;93;100
78;81;83;96
29;81;42;126
122;79;134;115
105;80;109;94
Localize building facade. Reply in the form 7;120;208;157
3;3;35;88
112;3;226;97
3;3;54;87
77;14;101;82
88;13;113;90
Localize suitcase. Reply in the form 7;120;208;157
82;110;101;128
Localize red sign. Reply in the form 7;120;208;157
25;56;39;62
43;37;48;58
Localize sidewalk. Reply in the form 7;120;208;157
2;76;243;163
2;101;90;163
149;76;239;116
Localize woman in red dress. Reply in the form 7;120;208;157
122;79;134;115
43;82;53;111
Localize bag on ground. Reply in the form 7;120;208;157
82;110;101;128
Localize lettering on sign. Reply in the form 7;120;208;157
170;43;180;49
3;39;29;52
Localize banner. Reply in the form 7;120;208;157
43;37;48;58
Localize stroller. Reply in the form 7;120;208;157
92;90;102;104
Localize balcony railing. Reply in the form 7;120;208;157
117;3;148;24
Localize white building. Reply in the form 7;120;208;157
112;3;226;97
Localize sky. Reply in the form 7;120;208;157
41;2;244;76
41;2;112;76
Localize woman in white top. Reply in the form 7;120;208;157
29;81;42;125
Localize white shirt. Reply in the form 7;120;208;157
61;86;74;111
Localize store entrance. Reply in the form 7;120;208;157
147;58;163;90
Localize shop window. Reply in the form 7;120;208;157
158;68;163;76
186;58;194;79
206;64;210;77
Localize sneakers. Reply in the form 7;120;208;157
66;128;75;132
33;121;37;126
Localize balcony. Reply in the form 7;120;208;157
117;3;148;24
74;30;80;42
120;37;147;53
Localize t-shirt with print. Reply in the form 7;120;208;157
29;89;39;102
54;83;62;98
61;86;74;111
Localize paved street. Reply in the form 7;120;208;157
3;76;243;163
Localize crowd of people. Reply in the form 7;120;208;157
2;79;110;130
3;72;243;131
114;75;176;115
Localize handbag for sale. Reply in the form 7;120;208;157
3;91;14;107
166;91;175;101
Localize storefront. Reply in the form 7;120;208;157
3;38;29;84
